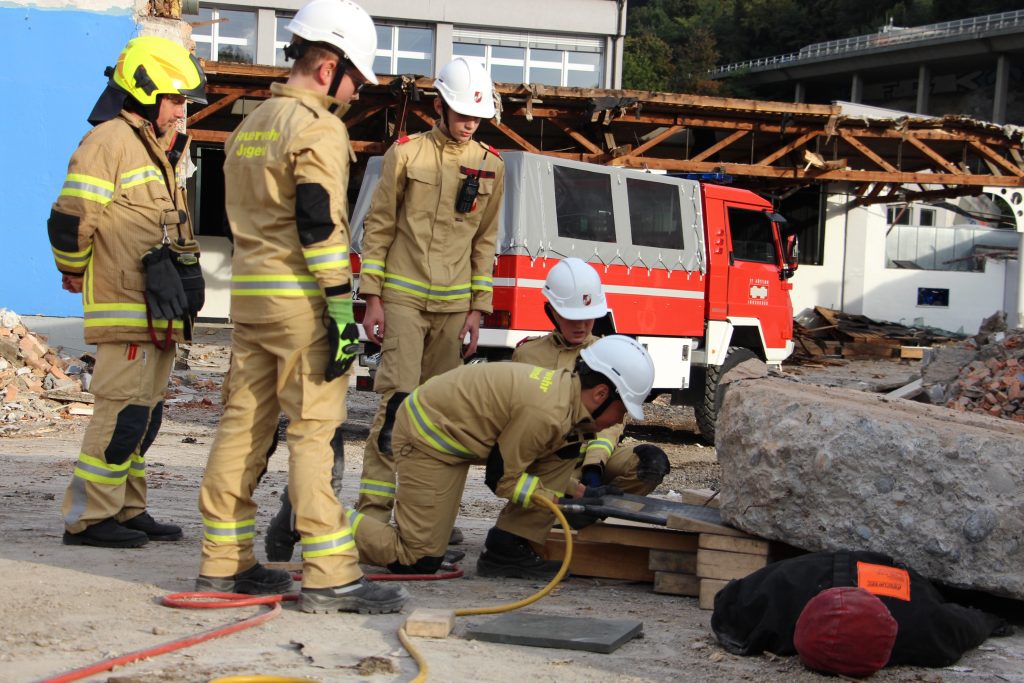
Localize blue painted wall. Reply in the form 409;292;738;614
1;6;137;315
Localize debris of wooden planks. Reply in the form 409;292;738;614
790;306;961;364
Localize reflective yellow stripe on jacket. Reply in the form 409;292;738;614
405;388;475;458
471;275;493;293
383;273;472;301
512;472;540;507
83;303;183;330
59;173;114;205
119;165;163;189
231;274;320;297
52;244;93;270
303;245;349;273
203;517;256;543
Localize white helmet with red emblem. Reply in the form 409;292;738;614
434;57;495;118
543;257;609;321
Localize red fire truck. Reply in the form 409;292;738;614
350;152;798;442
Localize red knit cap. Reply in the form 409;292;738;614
794;587;898;678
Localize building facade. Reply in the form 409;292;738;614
190;0;627;89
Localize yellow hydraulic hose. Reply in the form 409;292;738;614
401;495;575;682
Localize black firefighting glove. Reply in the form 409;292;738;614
325;297;359;382
141;244;188;320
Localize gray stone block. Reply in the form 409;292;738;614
715;376;1024;599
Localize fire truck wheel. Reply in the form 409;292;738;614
695;346;759;445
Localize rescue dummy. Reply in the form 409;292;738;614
347;335;656;575
195;0;407;615
355;58;505;542
712;550;1012;676
53;36;206;548
477;257;671;579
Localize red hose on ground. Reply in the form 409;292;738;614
35;593;290;683
34;568;463;683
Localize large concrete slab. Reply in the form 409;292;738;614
464;612;643;653
715;376;1024;599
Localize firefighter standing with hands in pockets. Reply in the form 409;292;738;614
355;57;505;541
195;0;407;615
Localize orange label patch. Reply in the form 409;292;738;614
857;562;911;601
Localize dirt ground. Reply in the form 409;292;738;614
2;347;1022;683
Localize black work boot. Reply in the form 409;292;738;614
476;527;564;580
264;488;299;562
195;563;294;594
62;518;149;549
300;577;409;614
123;512;183;541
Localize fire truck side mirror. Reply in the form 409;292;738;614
783;233;800;278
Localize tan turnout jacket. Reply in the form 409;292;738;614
401;362;595;507
513;332;626;469
48;111;193;344
224;83;355;324
359;125;504;314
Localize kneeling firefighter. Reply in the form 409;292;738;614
53;36;207;548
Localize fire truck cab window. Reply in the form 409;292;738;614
553;166;616;243
727;207;776;264
626;178;684;250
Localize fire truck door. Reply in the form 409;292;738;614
723;205;791;351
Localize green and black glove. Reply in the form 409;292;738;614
325;297;359;381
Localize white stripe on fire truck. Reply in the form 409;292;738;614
491;278;704;299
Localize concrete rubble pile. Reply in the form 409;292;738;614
0;308;94;424
920;314;1024;422
715;374;1024;600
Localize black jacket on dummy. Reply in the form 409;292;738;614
711;550;1011;668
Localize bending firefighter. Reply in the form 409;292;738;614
196;0;407;614
347;336;656;575
53;36;207;548
478;258;670;578
356;57;504;539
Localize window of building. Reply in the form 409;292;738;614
728;208;777;264
917;287;949;307
778;186;825;266
886;205;911;225
453;29;603;88
193;6;257;64
553;166;616;243
274;13;292;66
918;207;936;226
626;178;684;250
373;25;433;77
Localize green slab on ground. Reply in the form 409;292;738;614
464;612;643;654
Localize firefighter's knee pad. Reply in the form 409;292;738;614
634;444;670;483
105;404;150;464
139;401;163;455
387;554;444;575
377;392;408;455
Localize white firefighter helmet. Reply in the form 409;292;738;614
434;57;496;118
285;0;378;85
543;257;609;320
580;335;655;420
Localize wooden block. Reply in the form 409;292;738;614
404;609;455;638
698;534;769;556
537;533;654;582
653;572;699;596
677;489;721;509
665;512;752;538
576;522;698;553
900;346;930;360
696;548;768;581
699;579;730;610
648;550;697;573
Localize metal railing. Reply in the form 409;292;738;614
711;10;1024;77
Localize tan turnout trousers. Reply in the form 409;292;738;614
356;302;464;522
62;341;175;533
198;313;361;589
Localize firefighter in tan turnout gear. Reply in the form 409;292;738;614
356;57;504;538
346;335;656;575
53;36;207;548
196;0;407;614
477;258;671;578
